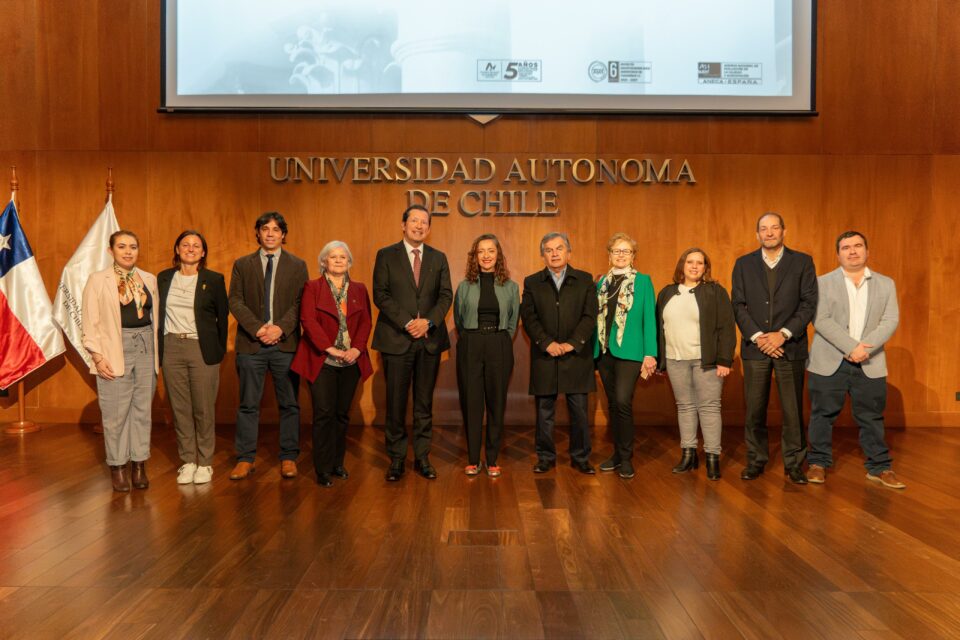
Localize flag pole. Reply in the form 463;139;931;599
5;166;40;435
91;168;114;435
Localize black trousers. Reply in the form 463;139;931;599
456;330;513;466
382;341;441;461
235;346;300;463
308;363;361;475
743;357;807;470
596;351;643;463
535;393;591;466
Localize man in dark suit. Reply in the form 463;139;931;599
228;212;309;480
520;232;598;474
372;204;453;481
731;212;818;484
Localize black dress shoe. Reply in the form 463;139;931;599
740;464;765;480
316;473;334;488
786;467;808;485
332;466;349;479
414;458;438;480
571;461;596;475
533;460;555;473
385;459;405;482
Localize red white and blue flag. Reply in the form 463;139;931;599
0;198;65;389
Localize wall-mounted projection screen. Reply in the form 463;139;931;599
161;0;816;114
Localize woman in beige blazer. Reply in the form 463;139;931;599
82;230;160;492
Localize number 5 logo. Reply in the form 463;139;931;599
504;62;518;80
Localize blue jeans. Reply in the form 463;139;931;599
235;346;300;462
808;360;892;475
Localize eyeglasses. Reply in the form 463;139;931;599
610;249;634;256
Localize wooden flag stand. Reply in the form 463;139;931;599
4;166;40;435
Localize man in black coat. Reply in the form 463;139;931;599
731;212;818;484
372;204;453;481
520;232;598;474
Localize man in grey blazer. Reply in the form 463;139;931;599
806;231;905;489
228;212;309;480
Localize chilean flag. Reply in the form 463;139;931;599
0;198;65;389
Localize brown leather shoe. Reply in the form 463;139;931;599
131;461;149;489
280;460;298;478
110;465;131;492
230;461;255;480
867;469;906;490
807;464;826;484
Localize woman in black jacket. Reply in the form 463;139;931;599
656;248;736;480
157;230;229;485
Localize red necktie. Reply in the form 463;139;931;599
412;248;421;287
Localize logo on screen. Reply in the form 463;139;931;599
588;61;608;82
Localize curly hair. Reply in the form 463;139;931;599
465;234;510;285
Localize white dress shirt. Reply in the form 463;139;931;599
844;267;871;341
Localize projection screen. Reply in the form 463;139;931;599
161;0;816;114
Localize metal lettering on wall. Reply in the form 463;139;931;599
269;156;696;217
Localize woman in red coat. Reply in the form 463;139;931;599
291;241;372;487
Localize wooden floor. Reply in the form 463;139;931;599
1;421;959;640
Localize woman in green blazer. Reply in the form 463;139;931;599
593;232;657;479
453;234;520;477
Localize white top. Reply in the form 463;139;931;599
662;284;701;360
164;272;198;337
844;267;871;341
762;246;785;269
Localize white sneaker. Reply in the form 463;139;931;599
177;463;197;484
193;465;213;484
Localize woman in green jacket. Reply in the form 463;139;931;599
454;234;520;477
594;232;657;479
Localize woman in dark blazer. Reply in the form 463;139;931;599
655;247;736;480
593;232;657;480
291;240;372;487
157;230;229;485
453;234;519;477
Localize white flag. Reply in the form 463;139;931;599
52;196;120;368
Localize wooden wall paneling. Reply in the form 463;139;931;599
0;0;39;152
928;156;960;419
595;117;710;156
482;116;598;155
98;0;150;151
35;0;100;150
257;116;375;152
821;0;937;154
934;0;960;153
368;116;486;154
706;116;823;155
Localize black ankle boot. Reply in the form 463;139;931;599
672;448;699;474
705;453;721;480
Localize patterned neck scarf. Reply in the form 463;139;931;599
114;264;146;319
597;268;637;351
326;274;350;350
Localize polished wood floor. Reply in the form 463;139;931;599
1;420;959;639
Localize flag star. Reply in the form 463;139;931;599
0;233;10;252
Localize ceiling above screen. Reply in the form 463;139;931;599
161;0;816;114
